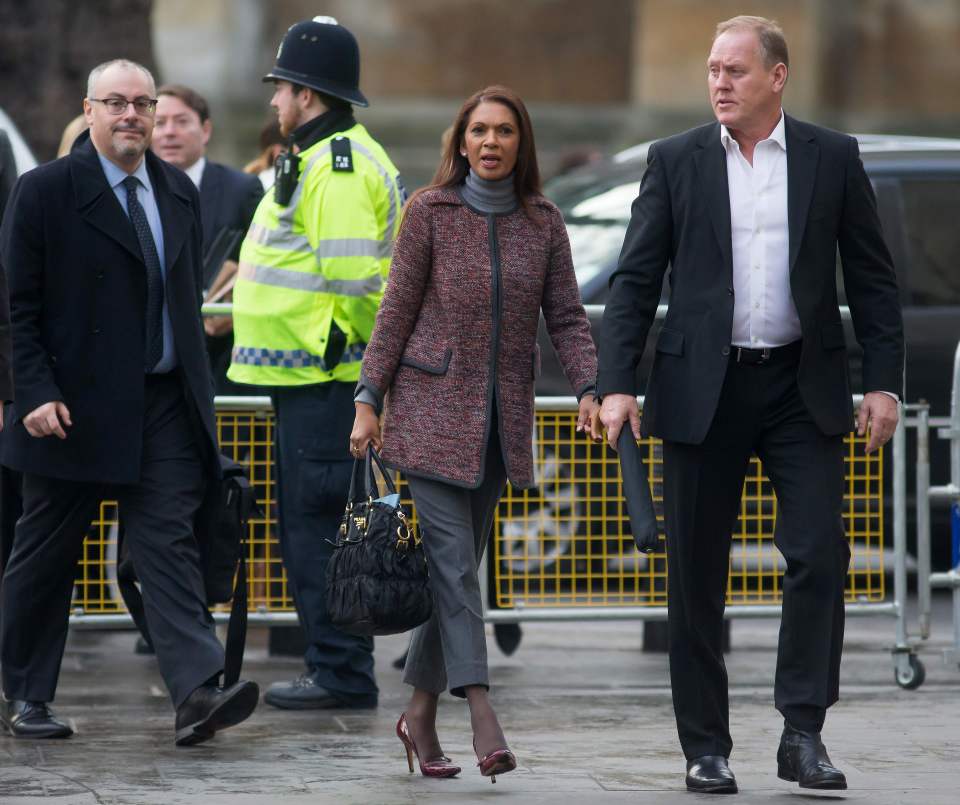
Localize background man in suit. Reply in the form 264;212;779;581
0;59;258;745
598;16;903;794
152;84;263;395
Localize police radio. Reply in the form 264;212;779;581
273;149;301;206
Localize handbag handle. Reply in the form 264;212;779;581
363;444;397;499
346;444;397;508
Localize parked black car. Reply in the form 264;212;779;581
514;135;960;574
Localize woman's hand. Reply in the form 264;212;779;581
576;395;603;442
350;402;382;457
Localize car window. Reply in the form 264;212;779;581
547;161;649;301
838;174;960;307
898;178;960;305
564;181;639;290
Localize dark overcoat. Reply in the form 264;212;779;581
0;132;219;483
361;187;597;489
598;116;904;443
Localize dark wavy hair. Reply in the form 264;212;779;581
411;85;542;217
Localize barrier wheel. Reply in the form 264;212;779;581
895;654;926;690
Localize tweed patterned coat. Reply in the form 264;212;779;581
360;186;597;489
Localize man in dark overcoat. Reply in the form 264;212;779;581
598;16;903;794
0;59;257;745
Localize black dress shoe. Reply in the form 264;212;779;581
777;723;847;790
0;698;74;739
174;679;259;747
685;755;738;794
263;673;377;710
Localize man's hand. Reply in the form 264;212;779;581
203;315;233;338
857;391;899;454
0;406;4;432
576;396;603;442
23;401;72;439
599;393;641;451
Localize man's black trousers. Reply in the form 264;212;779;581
0;372;224;707
661;342;850;760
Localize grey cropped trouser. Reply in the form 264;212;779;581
402;429;507;697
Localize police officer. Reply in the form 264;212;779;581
229;18;403;709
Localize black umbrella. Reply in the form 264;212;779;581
617;427;660;553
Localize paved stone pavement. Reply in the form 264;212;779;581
1;595;958;804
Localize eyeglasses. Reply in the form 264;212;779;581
88;97;158;116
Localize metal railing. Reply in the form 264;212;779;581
909;339;960;675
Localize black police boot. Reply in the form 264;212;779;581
264;673;377;710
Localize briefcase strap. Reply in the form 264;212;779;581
116;482;254;689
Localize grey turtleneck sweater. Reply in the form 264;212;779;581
460;169;518;214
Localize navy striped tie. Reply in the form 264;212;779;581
123;176;164;371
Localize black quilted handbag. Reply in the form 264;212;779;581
326;445;432;636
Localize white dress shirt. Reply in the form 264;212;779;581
722;112;801;348
184;156;206;189
721;115;897;401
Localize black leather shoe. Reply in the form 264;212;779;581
174;680;259;747
777;724;847;790
0;698;73;739
264;673;377;710
685;755;738;794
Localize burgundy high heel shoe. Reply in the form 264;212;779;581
474;739;518;784
396;714;461;778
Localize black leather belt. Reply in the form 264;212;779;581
732;341;801;365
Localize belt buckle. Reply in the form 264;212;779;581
735;346;771;365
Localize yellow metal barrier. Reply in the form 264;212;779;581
71;404;884;618
492;406;884;610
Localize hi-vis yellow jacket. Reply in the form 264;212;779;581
228;123;403;386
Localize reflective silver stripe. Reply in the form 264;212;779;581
248;221;312;253
315;238;382;258
350;140;399;257
250;223;382;261
238;261;382;296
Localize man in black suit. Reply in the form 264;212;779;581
598;16;903;794
152;84;263;395
0;59;258;745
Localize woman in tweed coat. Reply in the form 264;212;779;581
351;86;599;781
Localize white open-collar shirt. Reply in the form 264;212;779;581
721;111;802;349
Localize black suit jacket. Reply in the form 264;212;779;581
0;131;219;483
198;160;262;277
597;115;904;444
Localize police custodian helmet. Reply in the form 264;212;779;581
263;16;368;107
